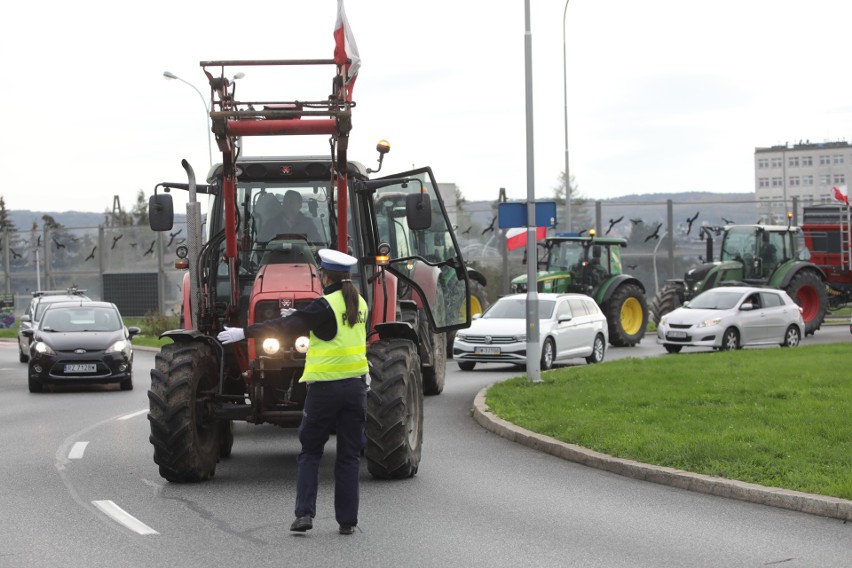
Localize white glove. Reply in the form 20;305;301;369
280;308;296;318
218;326;245;344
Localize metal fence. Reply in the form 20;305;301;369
455;196;816;301
2;221;187;317
2;196;815;319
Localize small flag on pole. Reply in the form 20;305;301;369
833;185;850;206
334;0;360;102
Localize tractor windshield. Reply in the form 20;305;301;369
720;226;757;263
546;241;585;271
239;182;333;252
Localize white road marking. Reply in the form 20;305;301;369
92;500;159;535
117;409;147;421
68;441;89;460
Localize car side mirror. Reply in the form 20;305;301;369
558;315;572;323
472;313;482;320
22;329;34;338
740;302;754;311
20;314;31;323
127;326;141;338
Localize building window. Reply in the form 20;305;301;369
758;177;770;188
802;156;813;166
788;156;799;167
771;157;783;168
820;174;831;185
802;175;814;186
834;155;845;165
834;174;846;185
757;158;769;169
771;177;783;187
820;155;830;165
789;176;800;186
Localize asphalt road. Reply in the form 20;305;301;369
0;328;849;568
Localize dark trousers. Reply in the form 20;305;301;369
294;376;367;526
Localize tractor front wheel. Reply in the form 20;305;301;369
366;339;423;479
148;342;221;482
649;283;683;325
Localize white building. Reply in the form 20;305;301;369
754;140;850;221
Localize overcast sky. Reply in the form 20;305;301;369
3;0;851;215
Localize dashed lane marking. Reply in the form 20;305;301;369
68;441;89;460
117;409;147;421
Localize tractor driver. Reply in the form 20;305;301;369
281;190;322;244
217;249;369;536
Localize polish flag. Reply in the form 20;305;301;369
334;0;360;102
833;185;850;206
506;227;547;251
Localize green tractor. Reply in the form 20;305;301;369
649;222;828;335
511;232;648;346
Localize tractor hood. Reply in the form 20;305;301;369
511;271;570;286
255;263;322;295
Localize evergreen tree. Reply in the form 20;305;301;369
0;196;17;234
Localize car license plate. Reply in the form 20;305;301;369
667;331;687;339
475;347;501;355
65;364;97;373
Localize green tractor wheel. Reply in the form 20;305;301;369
603;283;648;347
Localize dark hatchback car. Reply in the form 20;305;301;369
23;301;140;393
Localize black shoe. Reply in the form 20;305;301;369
339;524;356;535
290;516;313;532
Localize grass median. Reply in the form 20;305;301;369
485;344;851;500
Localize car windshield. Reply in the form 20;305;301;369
41;307;121;332
687;290;744;310
483;299;556;319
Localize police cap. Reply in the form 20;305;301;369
318;249;358;272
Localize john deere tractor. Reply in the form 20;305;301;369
650;221;828;335
511;232;648;346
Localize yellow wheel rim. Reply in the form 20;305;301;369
620;297;643;335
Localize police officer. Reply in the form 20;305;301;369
217;249;369;535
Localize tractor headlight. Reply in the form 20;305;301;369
262;338;281;354
294;336;310;353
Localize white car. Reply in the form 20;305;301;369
656;286;804;353
452;293;608;371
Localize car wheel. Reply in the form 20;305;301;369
721;328;739;351
664;344;682;354
457;361;476;371
540;338;555;371
19;345;29;363
585;334;606;364
781;325;801;347
120;377;133;391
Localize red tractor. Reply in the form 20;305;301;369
801;204;852;310
146;58;471;482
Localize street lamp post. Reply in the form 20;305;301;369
562;0;571;233
163;71;213;169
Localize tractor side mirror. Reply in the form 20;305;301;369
149;193;174;232
406;193;432;230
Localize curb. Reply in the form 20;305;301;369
472;386;852;522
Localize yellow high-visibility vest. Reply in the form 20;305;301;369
300;290;368;382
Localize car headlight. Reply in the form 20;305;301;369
106;340;127;354
514;334;526;342
33;342;55;355
455;332;467;341
697;318;722;328
262;338;281;355
659;317;667;326
294;336;310;354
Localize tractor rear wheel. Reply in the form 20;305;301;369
417;310;446;396
784;270;827;336
148;342;221;482
603;283;648;347
649;283;683;325
366;338;423;479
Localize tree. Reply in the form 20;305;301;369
551;171;593;233
131;189;149;226
0;196;17;234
